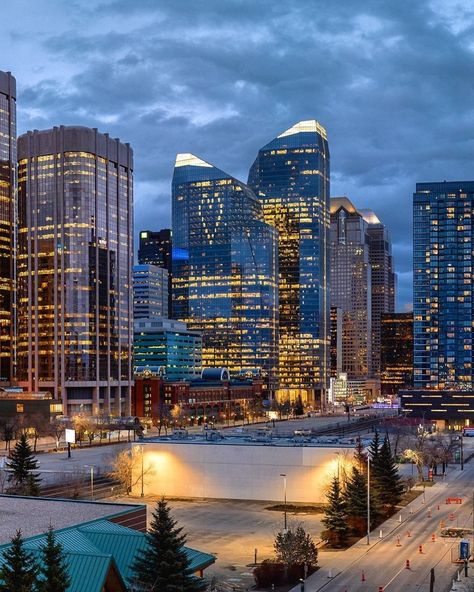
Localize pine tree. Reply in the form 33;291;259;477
343;466;379;535
321;477;349;547
0;530;39;592
7;433;41;494
274;526;318;567
37;527;71;592
354;438;368;472
368;429;381;466
372;436;404;509
130;498;206;592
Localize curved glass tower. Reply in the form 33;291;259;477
172;153;278;393
17;126;134;416
0;71;16;383
248;120;330;404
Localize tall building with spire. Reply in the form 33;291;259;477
171;153;278;393
17;126;134;415
248;120;330;405
0;71;16;383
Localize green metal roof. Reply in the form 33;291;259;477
0;518;215;592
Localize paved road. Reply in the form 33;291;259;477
291;462;474;592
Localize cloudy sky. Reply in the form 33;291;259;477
3;0;474;310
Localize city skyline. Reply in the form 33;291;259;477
4;1;474;310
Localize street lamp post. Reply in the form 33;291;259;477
280;474;287;531
367;455;370;546
140;444;144;498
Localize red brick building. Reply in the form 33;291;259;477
132;368;264;424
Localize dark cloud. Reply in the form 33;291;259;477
3;0;474;309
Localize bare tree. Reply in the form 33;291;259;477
0;420;16;452
107;448;150;495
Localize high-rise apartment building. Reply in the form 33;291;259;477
380;312;413;397
330;197;372;379
133;264;168;319
17;126;133;416
359;209;396;376
248;120;330;405
172;153;278;393
0;71;16;383
413;181;474;389
138;229;172;316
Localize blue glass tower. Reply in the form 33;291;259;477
248;121;330;404
172;154;278;393
413;181;474;389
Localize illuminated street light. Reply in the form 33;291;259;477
280;473;287;531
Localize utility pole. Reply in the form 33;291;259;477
367;455;371;545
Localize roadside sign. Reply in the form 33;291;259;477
65;429;76;444
460;539;470;561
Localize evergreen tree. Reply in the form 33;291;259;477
321;477;349;547
37;527;71;592
368;429;381;467
372;436;404;509
0;530;39;592
130;498;206;592
343;467;379;535
7;433;41;494
274;526;318;567
354;438;368;472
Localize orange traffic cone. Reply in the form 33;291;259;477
396;536;401;547
407;531;411;537
378;587;384;592
431;533;436;542
361;571;366;582
405;559;411;569
419;545;424;554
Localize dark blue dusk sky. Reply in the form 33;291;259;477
3;0;474;310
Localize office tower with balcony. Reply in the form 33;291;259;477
138;228;172;315
330;197;372;379
172;153;278;393
0;71;16;383
413;181;474;389
359;208;396;376
248;120;330;404
380;312;413;397
17;126;134;416
133;264;168;319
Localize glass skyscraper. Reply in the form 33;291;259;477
413;181;474;389
0;71;16;383
138;228;172;315
330;197;372;379
17;126;134;416
133;264;168;319
248;120;330;404
172;153;278;393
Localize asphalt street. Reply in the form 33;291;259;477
291;461;474;592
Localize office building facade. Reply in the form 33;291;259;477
134;319;202;381
330;306;342;378
17;126;134;416
172;153;278;393
248;120;330;404
133;264;168;319
413;181;474;390
380;312;413;398
138;228;172;315
330;197;372;379
0;71;16;383
359;209;396;376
